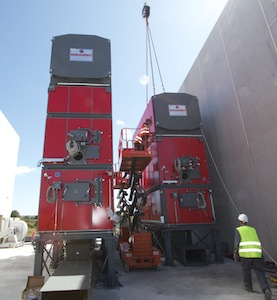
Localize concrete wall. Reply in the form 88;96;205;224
0;111;20;220
179;0;277;260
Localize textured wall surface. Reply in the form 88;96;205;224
179;0;277;260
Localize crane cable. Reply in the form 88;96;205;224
200;126;239;215
142;3;165;105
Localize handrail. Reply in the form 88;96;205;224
118;128;138;152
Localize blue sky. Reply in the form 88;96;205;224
0;0;228;216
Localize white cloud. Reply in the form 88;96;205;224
116;120;126;126
15;166;36;176
139;74;149;86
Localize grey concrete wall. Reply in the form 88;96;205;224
179;0;277;261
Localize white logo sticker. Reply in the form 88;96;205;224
70;48;93;62
168;105;187;116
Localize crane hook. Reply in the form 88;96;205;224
142;3;150;20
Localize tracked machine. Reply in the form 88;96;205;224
114;127;161;271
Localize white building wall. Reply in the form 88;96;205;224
0;111;20;220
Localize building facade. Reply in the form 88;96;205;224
179;0;277;260
0;111;20;225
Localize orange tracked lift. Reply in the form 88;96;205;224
119;230;161;271
114;128;161;271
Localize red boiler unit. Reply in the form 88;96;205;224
135;93;222;266
34;35;117;294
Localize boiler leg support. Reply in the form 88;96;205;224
212;229;223;263
34;238;43;275
164;230;174;266
105;237;117;288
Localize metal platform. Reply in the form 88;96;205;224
40;260;91;300
119;149;152;172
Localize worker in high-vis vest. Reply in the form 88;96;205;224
134;134;143;150
134;119;151;150
140;119;151;150
233;214;271;300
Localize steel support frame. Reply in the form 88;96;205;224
34;231;117;288
143;223;223;266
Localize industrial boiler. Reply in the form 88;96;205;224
34;34;117;298
117;92;222;266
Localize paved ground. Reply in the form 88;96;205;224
0;242;276;300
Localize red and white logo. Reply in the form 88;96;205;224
69;48;93;62
168;104;187;116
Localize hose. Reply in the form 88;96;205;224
174;158;182;174
66;140;80;157
200;126;239;214
46;186;57;203
197;191;207;210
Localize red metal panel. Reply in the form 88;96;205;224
43;118;112;164
68;86;92;113
47;86;69;113
142;188;213;225
47;86;111;114
37;169;64;231
156;137;210;184
43;118;67;158
164;188;213;224
38;169;114;231
92;118;113;164
92;88;112;114
142;137;210;190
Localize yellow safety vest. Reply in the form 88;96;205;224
236;226;262;258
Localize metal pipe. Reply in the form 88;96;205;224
37;158;64;167
209;190;216;222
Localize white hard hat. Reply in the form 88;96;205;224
238;213;248;223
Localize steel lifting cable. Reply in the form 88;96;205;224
201;126;277;265
147;25;165;93
200;126;239;214
147;24;155;97
142;3;151;104
144;10;149;105
142;3;165;104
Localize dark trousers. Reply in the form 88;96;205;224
240;257;270;292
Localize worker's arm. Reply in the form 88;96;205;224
233;229;240;261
